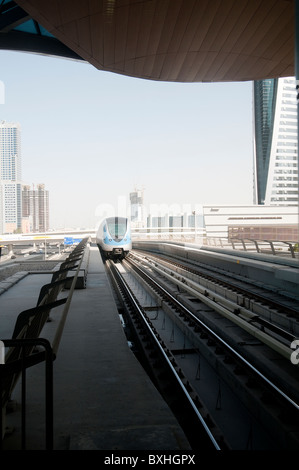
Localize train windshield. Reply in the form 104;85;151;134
107;217;127;239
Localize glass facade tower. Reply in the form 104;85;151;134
0;121;22;233
253;78;298;206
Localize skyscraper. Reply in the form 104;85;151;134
253;77;298;206
0;121;22;233
22;184;49;232
130;188;145;227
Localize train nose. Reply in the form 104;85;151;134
113;248;123;255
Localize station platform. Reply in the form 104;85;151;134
0;246;190;450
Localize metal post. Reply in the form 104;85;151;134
45;343;54;450
0;341;4;364
0;342;4;447
0;366;3;450
21;346;26;450
268;240;276;256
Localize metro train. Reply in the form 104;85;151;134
96;216;132;260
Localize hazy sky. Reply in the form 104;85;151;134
0;50;254;229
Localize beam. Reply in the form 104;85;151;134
0;4;29;33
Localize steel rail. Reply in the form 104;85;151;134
106;259;221;451
126;256;299;413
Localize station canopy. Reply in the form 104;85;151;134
0;0;295;82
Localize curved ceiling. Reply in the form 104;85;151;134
3;0;296;82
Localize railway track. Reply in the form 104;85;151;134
104;252;299;450
105;257;225;451
130;251;299;353
133;248;299;317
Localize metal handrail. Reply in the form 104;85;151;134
0;338;54;450
0;238;89;449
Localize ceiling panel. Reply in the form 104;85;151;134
14;0;295;82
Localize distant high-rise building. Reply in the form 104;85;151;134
130;188;145;227
253;77;298;206
0;121;22;233
22;184;49;232
36;184;49;232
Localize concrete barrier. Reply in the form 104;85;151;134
133;241;299;298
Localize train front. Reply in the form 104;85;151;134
99;216;132;259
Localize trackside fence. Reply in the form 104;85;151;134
131;230;298;259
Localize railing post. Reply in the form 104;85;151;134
21;346;26;450
0;341;4;365
44;341;54;450
241;239;247;251
287;242;295;258
253;240;260;253
0;340;4;450
268;240;276;255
